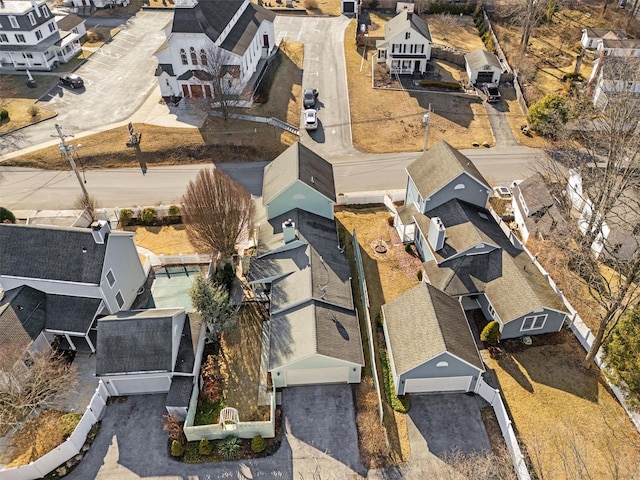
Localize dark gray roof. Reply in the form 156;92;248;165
465;49;501;71
220;3;275;56
382;283;483;374
0;224;107;284
262;142;336;207
512;174;568;240
0;2;52;31
384;10;432;43
270;302;364;369
45;294;101;334
406;141;489;199
166;376;194;408
177;69;214;81
0;286;46;349
155;63;175;76
96;308;185;375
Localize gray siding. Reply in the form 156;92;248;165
397;352;482;395
266;181;334;221
422;174;489;213
405;177;421;210
501;308;566;339
101;235;146;313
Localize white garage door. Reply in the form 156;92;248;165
404;376;472;394
285;367;350;386
106;376;171;396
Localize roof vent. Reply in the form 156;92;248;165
90;220;110;245
427;216;446;251
282;219;296;244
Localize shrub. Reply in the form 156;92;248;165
140;207;157;225
368;0;379;9
201;354;227;405
214;262;235;293
0;108;8;121
168;204;181;223
304;0;318;8
0;207;16;223
58;413;82;438
218;435;241;461
404;243;412;254
387;215;394;226
171;439;185;457
419;80;462;91
480;320;502;344
251;434;267;453
119;208;133;226
28;105;39;119
526;92;569;138
198;438;213;455
417;269;423;281
380;349;410;413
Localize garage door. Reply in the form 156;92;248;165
106;376;171;396
404;376;472;394
476;72;495;84
285;367;349;386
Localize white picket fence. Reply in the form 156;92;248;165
476;379;531;480
0;381;109;480
336;190;405;206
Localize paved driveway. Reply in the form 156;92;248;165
66;384;364;479
37;10;171;135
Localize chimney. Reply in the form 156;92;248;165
90;219;110;244
282;219;296;244
427;217;446;251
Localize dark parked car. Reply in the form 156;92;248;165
303;88;318;108
60;74;84;89
483;84;501;103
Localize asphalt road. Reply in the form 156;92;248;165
0;146;540;210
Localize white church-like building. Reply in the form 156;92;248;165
154;0;276;104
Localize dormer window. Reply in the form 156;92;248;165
41;6;50;17
28;13;36;26
9;16;19;28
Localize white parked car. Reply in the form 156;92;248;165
304;109;318;130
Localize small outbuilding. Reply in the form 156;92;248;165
382;283;484;395
465;49;502;85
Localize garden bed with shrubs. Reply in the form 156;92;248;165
118;205;182;227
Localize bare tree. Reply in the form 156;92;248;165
200;45;242;121
497;0;553;52
0;343;78;434
538;57;640;368
181;168;253;262
73;193;100;222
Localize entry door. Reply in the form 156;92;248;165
182;85;189;97
191;85;203;98
263;34;269;49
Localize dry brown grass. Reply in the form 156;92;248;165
346;20;493;152
487;331;640;479
250;0;341;16
354;377;394;468
0;99;56;134
124;225;199;256
221;303;270;421
428;13;485;51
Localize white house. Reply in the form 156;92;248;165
581;28;627;50
0;0;82;71
68;0;130;10
376;10;432;75
597;37;640;57
589;55;640;109
465;49;502;85
154;0;276;104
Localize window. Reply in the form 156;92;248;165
190;47;197;64
405;32;410;39
115;291;125;309
28;12;36;26
24;53;33;59
180;48;187;65
519;192;529;216
41;6;50;17
436;361;449;367
521;314;547;331
36;30;43;40
9;16;18;28
200;49;207;66
15;34;26;43
0;34;8;43
487;302;496;318
106;270;116;287
454;183;466;190
48;22;56;32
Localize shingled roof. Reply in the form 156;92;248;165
0;286;46;350
384;10;432;43
406;141;489;199
0;224;107;284
262;142;336;206
465;49;501;71
382;283;483;375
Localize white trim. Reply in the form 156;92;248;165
520;314;547;332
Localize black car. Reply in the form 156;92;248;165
60;74;84;89
303;88;318;108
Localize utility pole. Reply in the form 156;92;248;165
52;124;90;204
422;103;431;152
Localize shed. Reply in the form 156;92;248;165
465;49;502;85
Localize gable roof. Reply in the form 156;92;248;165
583;28;627;40
385;10;432;43
512;174;568;240
56;14;84;32
600;38;640;50
465;49;501;71
382;283;483;375
269;302;364;369
95;308;186;375
0;286;46;350
172;0;274;54
45;295;102;333
262;142;336;206
406;140;489;199
0;224;108;284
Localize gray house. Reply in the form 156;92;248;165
396;141;568;339
382;283;484;395
96;308;203;419
248;142;364;387
0;221;146;353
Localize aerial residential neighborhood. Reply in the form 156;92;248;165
1;0;640;478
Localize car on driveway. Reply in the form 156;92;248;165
483;84;500;103
304;108;318;130
60;74;84;89
303;88;318;108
